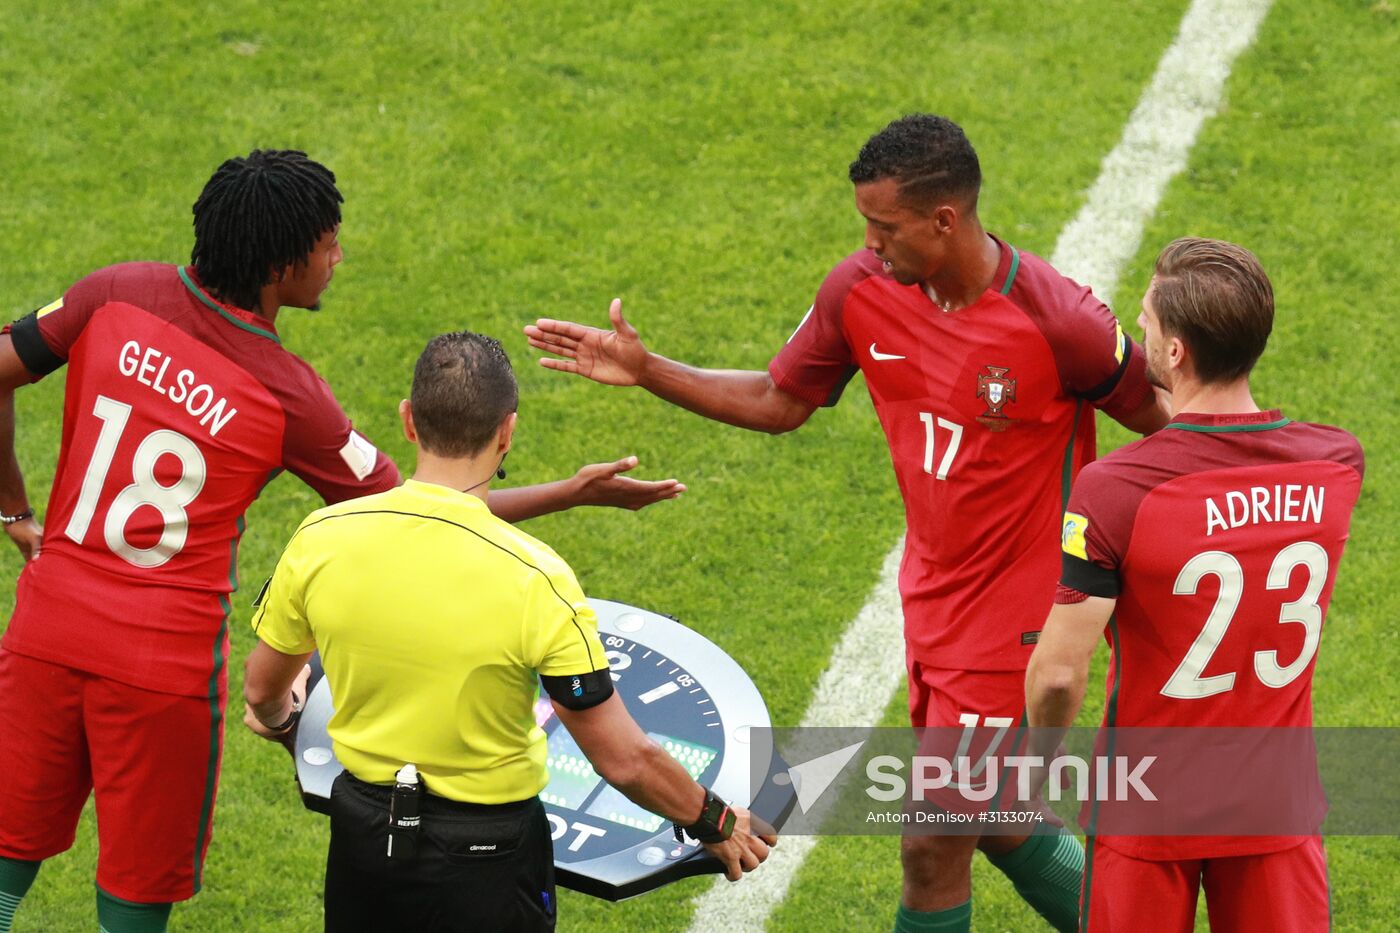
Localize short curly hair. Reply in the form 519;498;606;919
410;332;519;457
848;114;981;210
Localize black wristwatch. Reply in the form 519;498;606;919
675;788;736;844
266;690;304;734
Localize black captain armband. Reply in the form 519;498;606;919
541;669;615;711
8;312;65;377
1060;551;1121;599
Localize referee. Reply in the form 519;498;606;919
242;332;773;931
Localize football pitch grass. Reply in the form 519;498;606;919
1;0;1396;930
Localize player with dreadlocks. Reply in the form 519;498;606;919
192;150;345;313
0;150;682;933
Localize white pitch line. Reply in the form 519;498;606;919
681;542;907;929
683;0;1273;929
1051;0;1274;301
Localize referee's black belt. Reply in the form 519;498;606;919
341;771;538;817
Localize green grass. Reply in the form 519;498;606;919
1;0;1396;930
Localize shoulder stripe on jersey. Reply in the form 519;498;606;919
824;366;859;407
1059;399;1084;509
999;246;1021;296
1079;835;1097;933
265;508;601;672
1163;417;1291;434
195;600;230;891
178;266;281;344
1081;613;1124;858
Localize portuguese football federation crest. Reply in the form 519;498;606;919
976;365;1017;419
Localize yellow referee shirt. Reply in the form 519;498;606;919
252;479;609;803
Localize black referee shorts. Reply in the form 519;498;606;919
324;772;556;932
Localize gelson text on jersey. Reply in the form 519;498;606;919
117;340;238;437
1204;484;1324;537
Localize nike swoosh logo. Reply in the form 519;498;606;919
869;343;906;361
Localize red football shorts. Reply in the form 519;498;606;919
0;649;225;903
906;660;1026;729
905;659;1028;819
1082;836;1329;933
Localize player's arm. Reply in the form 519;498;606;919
1025;595;1116;732
1040;287;1170;436
525;299;817;435
288;378;687;520
485;455;687;522
1;273;122;559
1113;384;1171;435
551;692;775;881
1028;474;1125;762
1021;593;1115;807
0;335;42;560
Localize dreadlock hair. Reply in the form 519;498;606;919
848;114;982;212
191;150;343;310
411;332;520;458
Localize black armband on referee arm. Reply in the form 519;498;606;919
8;313;65;377
541;669;615;710
1060;552;1121;599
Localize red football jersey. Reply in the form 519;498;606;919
3;263;400;696
1059;410;1364;858
770;241;1150;670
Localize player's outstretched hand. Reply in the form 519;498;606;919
571;456;685;511
703;805;777;882
4;516;43;562
525;298;649;387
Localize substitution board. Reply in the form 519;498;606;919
293;599;793;900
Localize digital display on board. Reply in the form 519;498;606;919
540;728;718;829
541;724;606;809
578;734;719;832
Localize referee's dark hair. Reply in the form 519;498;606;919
411;332;520;457
848;114;982;211
191;150;343;310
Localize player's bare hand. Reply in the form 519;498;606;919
1012;747;1066;829
526;298;649;387
570;456;685;511
3;516;42;562
702;806;775;882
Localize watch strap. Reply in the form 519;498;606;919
676;788;735;844
266;690;304;734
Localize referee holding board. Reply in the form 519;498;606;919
242;332;773;931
